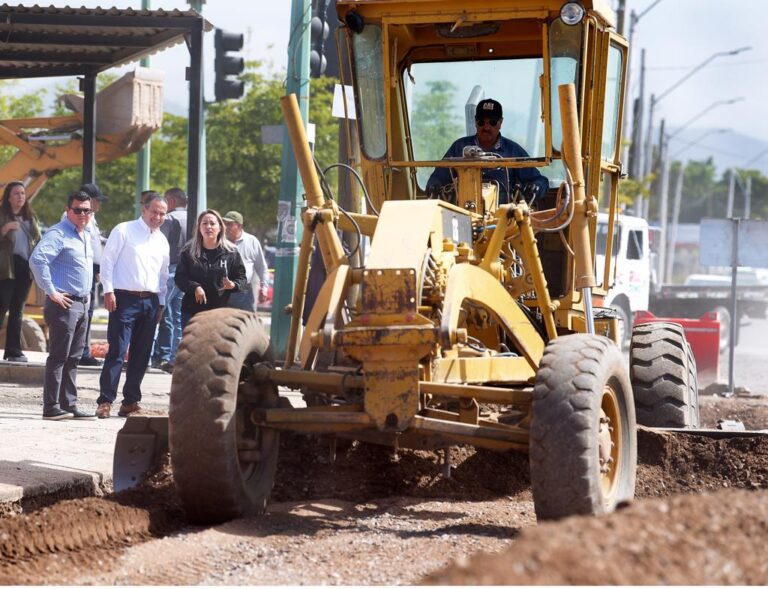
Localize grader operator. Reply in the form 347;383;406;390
115;0;700;524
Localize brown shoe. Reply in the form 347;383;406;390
95;402;111;419
117;402;141;417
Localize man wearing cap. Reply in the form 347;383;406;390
77;182;107;366
29;189;95;420
95;194;169;419
426;98;549;203
222;211;269;312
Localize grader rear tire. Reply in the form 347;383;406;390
630;321;699;428
169;309;279;525
530;334;637;521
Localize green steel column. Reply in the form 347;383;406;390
188;0;207;210
270;0;311;358
135;0;151;217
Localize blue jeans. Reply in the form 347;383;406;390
153;266;183;363
98;291;160;406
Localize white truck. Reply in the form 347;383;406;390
595;212;651;346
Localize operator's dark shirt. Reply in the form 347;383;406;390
426;134;549;204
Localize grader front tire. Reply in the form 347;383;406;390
169;309;279;525
530;334;637;521
630;321;699;429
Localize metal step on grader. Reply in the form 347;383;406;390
115;0;740;525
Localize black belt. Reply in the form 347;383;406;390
67;294;88;302
115;289;157;298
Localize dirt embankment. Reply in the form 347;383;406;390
2;396;768;585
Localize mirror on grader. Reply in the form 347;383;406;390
115;0;704;525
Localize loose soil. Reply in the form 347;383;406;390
1;394;768;585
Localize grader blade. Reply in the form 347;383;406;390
113;416;169;492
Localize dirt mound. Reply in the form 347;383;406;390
0;457;183;574
272;434;532;503
4;424;768;585
424;488;768;585
636;428;768;498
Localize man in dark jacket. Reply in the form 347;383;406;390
426;98;548;204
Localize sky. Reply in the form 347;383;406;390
12;0;768;169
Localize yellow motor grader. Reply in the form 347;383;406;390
115;0;701;523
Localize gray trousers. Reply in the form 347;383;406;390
43;298;88;412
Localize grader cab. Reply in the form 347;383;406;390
116;0;701;524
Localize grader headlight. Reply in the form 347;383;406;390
560;1;586;25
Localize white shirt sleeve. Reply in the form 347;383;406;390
99;223;126;294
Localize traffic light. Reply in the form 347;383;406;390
214;28;245;102
310;0;330;78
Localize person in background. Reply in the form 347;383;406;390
0;181;41;363
175;209;246;330
29;189;95;420
222;211;269;312
76;182;107;367
96;194;169;419
151;187;188;373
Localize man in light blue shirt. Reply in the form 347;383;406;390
29;190;95;421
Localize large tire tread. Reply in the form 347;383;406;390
630;322;699;428
530;334;637;521
169;309;278;525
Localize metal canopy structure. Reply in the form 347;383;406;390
0;4;213;229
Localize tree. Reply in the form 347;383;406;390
410;81;463;187
205;62;338;237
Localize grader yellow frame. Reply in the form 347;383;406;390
116;0;701;525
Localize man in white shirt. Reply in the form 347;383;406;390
222;210;269;312
96;194;169;419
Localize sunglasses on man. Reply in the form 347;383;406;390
475;117;501;127
70;207;92;215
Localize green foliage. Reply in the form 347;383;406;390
0;81;46;169
33;113;188;233
409;80;463;187
205;63;339;237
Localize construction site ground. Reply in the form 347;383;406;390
2;323;768;585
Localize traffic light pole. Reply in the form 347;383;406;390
270;0;311;360
188;0;207;211
135;0;151;218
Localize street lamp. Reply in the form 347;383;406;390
670;127;729;159
655;96;742;284
636;46;752;218
667;98;744;143
621;0;664;174
643;46;752;179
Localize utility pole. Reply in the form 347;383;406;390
616;0;626;35
188;0;207;210
726;169;736;218
271;0;311;358
745;175;752;219
657;119;669;284
665;164;684;283
135;0;151;217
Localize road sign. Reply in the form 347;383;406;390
700;218;768;268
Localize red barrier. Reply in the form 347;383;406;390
634;310;720;386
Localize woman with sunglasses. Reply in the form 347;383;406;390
0;181;41;362
426;98;549;204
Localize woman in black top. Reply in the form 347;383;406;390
175;209;247;329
